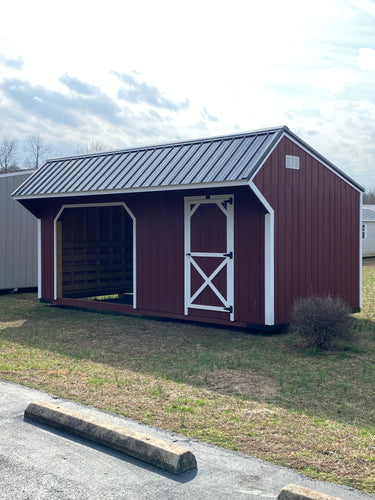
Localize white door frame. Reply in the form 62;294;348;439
184;194;234;321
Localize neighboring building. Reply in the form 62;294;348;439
362;206;375;257
13;126;363;329
0;171;38;291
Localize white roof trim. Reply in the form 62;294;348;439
13;179;249;200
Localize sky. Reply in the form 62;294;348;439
1;0;375;189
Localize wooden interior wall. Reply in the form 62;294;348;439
59;206;133;298
254;136;360;324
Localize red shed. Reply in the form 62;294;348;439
13;126;363;330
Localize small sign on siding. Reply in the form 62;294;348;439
286;155;300;170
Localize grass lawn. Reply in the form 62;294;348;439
0;259;374;493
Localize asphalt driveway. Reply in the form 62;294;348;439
0;379;373;500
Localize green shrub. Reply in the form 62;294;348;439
289;295;353;349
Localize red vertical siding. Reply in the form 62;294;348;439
40;203;61;300
130;187;265;325
132;187;266;325
234;189;265;325
254;136;360;324
131;191;185;315
25;187;266;327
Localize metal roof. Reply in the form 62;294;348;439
12;125;363;199
363;208;375;221
12;127;287;198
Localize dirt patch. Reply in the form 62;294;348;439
202;369;278;399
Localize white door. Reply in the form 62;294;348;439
184;195;234;321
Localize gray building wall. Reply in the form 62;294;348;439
363;206;375;258
363;221;375;257
0;171;38;290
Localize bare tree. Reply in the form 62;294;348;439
0;137;18;172
24;135;51;169
76;140;111;155
363;189;375;204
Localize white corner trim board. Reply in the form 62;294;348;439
248;180;275;326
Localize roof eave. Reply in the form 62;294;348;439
12;178;250;201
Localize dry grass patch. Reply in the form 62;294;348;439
202;368;278;399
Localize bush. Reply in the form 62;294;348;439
289;295;353;349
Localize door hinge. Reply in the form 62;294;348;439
223;305;233;313
223;251;233;259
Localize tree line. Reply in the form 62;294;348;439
0;136;110;174
0;136;50;173
363;190;375;204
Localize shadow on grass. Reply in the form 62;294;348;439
1;293;375;429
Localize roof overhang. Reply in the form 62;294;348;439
13;179;250;201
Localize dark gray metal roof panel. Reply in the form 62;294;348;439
104;151;141;190
12;126;363;198
12;129;278;197
142;146;183;187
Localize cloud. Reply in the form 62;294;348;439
289;98;375;189
353;0;375;17
114;72;189;112
310;67;360;96
59;75;97;95
1;77;123;126
1;79;78;126
201;106;218;122
0;54;23;70
358;47;375;71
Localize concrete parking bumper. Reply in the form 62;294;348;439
2;380;374;500
277;483;343;500
24;401;197;475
